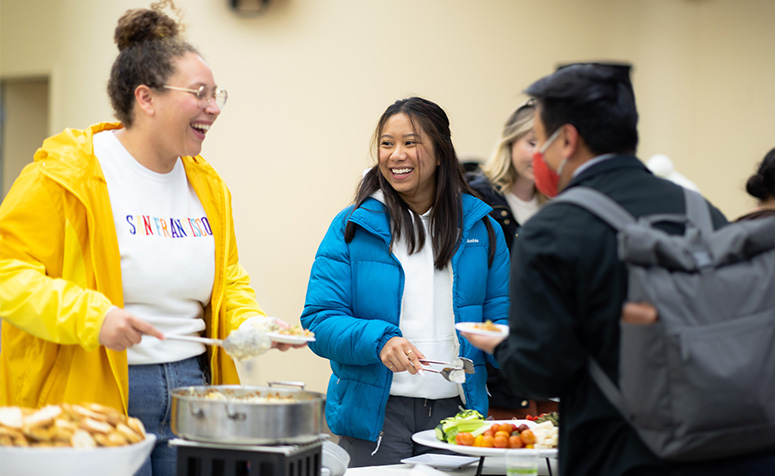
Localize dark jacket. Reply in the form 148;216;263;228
735;208;775;222
495;156;775;475
465;170;533;410
466;171;521;250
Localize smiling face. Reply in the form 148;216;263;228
378;112;439;214
154;52;221;160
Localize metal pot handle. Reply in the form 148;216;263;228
188;401;205;418
224;403;247;421
267;380;306;390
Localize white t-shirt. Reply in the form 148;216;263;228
504;192;539;226
374;193;460;400
94;131;215;365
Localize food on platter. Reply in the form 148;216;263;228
273;324;315;338
528;411;559;426
434;409;489;444
198;388;298;404
435;411;558;450
528;421;559;450
414;426;558;458
266;324;315;344
455;321;508;336
473;320;500;332
243;318;315;344
0;403;146;448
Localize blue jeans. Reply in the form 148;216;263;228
128;356;206;476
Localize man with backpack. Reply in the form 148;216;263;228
461;62;775;475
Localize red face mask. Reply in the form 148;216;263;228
532;128;564;197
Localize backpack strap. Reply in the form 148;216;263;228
551;187;635;231
587;356;625;412
551;187;634;416
556;186;713;233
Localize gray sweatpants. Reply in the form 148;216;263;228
338;395;463;467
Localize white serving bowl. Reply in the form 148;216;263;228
0;433;156;476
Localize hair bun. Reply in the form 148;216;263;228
745;173;768;200
114;6;179;51
745;147;775;201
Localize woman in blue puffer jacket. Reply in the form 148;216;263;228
301;97;511;467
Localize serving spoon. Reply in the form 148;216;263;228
422;366;467;383
165;329;268;362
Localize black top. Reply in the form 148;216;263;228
494;156;775;475
466;170;530;410
735;208;775;222
466;171;521;251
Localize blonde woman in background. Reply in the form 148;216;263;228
465;100;556;420
467;100;548;248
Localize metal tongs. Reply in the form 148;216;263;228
419;357;475;374
417;357;475;383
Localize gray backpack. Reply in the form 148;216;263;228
553;186;775;462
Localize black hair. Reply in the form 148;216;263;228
745;148;775;201
525;62;639;155
345;97;496;269
107;0;198;127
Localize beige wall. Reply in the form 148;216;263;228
2;0;774;394
1;79;49;197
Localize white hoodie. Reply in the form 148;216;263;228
373;191;462;400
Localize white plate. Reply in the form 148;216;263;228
266;332;315;344
412;420;557;458
0;434;156;476
455;322;509;337
400;453;480;469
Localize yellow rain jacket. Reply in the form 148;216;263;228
0;122;264;412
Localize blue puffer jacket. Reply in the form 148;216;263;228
301;194;511;441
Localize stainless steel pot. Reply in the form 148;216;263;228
170;382;325;444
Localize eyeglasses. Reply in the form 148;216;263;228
163;85;228;110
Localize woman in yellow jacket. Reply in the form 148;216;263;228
0;121;261;406
0;2;298;474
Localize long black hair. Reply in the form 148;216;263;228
345;97;495;269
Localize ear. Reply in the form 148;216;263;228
133;85;156;117
560;124;581;158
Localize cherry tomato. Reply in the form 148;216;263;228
494;430;510;440
483;429;494;438
481;435;495;448
473;435;484;447
520;429;536;445
508;435;523;449
507;423;518;433
455;432;475;446
493;435;508;448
